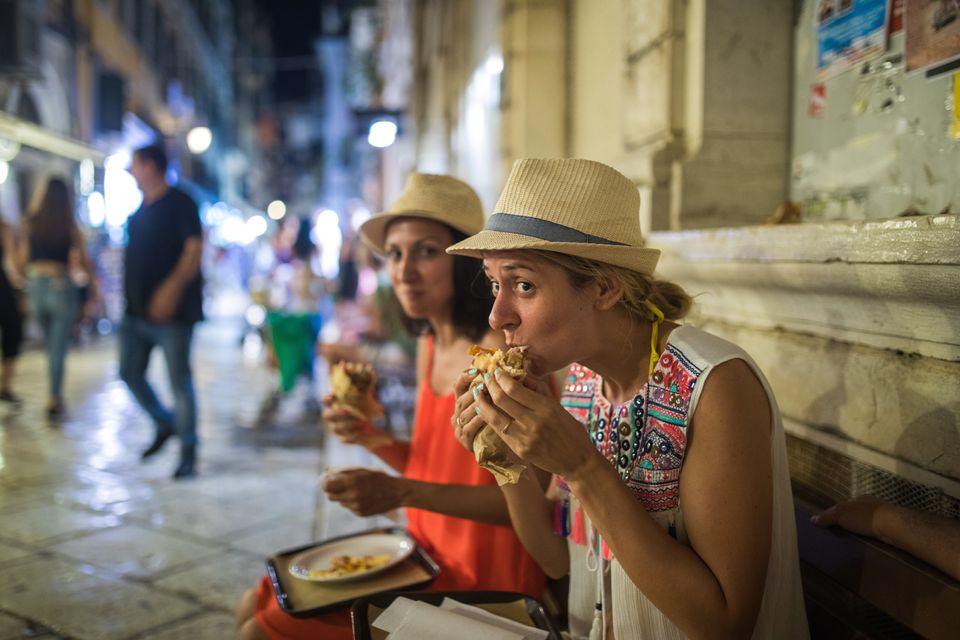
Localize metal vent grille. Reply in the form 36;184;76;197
786;434;960;520
803;564;924;640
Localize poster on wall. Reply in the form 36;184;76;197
817;0;890;78
905;0;960;76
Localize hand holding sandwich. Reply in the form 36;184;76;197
451;368;488;448
323;362;391;449
468;367;596;481
321;396;387;446
450;346;530;484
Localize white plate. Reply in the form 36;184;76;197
288;532;416;583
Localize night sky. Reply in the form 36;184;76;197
255;0;324;102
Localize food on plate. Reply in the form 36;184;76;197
468;345;529;485
307;553;391;579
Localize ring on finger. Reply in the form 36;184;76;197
455;414;462;428
501;419;514;435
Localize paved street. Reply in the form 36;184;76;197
0;318;332;639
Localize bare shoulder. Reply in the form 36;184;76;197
689;358;772;451
699;359;768;412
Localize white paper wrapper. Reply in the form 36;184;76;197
372;597;546;640
440;598;548;640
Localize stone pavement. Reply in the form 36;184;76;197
0;318;344;639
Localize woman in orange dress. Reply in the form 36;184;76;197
235;174;545;640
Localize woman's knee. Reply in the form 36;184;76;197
235;586;257;627
236;618;268;640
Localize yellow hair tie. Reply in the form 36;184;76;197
644;299;664;377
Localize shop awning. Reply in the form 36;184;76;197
0;111;105;165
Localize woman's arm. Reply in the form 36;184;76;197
322;403;411;473
500;468;569;578
365;439;411;473
14;220;29;273
322;463;513;525
0;224;19;284
72;227;101;303
323;467;510;523
814;495;960;581
400;478;511;525
568;359;773;639
459;371;572;578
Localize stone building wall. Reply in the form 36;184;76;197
403;0;960;496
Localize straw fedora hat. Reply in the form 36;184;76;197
359;173;485;254
447;159;660;275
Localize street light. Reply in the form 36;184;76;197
245;214;268;239
267;200;286;220
187;126;213;154
367;119;397;148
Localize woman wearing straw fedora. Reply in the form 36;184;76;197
450;159;809;639
235;173;544;640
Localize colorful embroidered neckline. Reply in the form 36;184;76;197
555;333;704;556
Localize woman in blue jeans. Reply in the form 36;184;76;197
17;177;99;418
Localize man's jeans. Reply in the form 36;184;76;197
118;316;197;447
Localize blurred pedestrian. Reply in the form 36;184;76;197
0;219;24;404
121;144;203;479
17;177;99;417
257;215;324;421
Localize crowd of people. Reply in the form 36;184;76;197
1;149;956;639
0;144;202;478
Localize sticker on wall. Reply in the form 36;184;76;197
952;73;960;139
809;83;828;118
890;0;904;34
817;0;890;79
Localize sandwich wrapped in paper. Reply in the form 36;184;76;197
469;345;528;485
328;362;390;449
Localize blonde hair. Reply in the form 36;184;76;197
533;251;691;323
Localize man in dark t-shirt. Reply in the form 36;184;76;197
120;144;203;479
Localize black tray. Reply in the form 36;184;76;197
350;590;564;639
266;527;440;618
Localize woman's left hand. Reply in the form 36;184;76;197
322;467;408;517
473;368;596;479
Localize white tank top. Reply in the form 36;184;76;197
557;325;809;639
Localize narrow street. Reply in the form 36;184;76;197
0;318;328;639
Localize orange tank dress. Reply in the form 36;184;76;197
253;336;545;639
